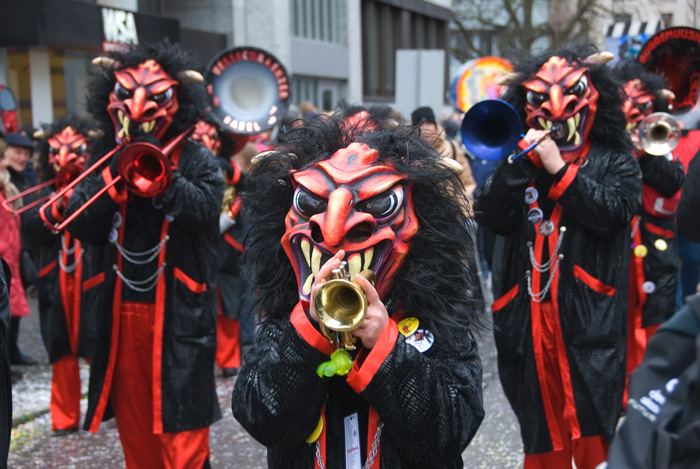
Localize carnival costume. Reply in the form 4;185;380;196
51;41;224;468
615;60;685;381
474;46;642;468
191;119;253;375
22;116;94;433
232;117;485;468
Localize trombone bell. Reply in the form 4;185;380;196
639;112;681;156
117;142;172;197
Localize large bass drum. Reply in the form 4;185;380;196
204;46;292;135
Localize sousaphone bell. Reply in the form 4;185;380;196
314;261;375;351
204;46;291;135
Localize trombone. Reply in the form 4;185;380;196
39;129;191;233
1;164;82;216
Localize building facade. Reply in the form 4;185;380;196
0;0;454;129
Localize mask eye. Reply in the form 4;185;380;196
73;143;87;156
293;187;327;218
49;146;59;154
568;75;588;97
526;91;548;106
635;101;653;112
152;88;173;105
357;185;403;221
114;82;131;100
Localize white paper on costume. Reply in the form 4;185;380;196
344;412;361;469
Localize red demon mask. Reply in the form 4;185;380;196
523;56;598;161
192;120;222;156
108;59;179;143
281;142;418;302
621;79;655;131
47;126;88;176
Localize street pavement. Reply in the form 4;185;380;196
8;293;523;468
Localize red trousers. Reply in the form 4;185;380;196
524;302;609;469
216;302;241;370
51;355;82;430
111;301;210;469
625;261;660;405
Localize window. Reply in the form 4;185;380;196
362;0;447;101
291;0;344;44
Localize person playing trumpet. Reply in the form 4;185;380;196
614;60;685;398
232;115;485;468
474;45;643;468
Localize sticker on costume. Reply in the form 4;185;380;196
654;239;668;251
539;220;555;236
527;208;543;224
165;214;174;223
108;227;118;244
405;329;434;353
642;281;656;294
524;187;538;204
397;317;419;337
344;413;361;469
112;212;122;228
634;245;648;258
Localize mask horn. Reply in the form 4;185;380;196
660;89;676;101
92;56;117;70
437;157;463;175
33;129;45;140
178;70;204;85
497;72;520;86
584;51;614;65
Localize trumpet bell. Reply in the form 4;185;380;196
315;279;368;332
117;142;173;197
461;99;523;160
639;112;681;156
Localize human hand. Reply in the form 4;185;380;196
309;250;345;323
524;129;565;175
351;274;388;349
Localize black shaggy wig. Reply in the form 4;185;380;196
614;59;672;112
35;115;95;183
501;44;632;154
85;39;207;164
242;116;485;343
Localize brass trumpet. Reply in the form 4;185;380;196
638;112;680;156
314;261;375;351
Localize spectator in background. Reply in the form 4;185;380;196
1;133;37;366
298;101;319;118
411;106;477;212
0;258;12;468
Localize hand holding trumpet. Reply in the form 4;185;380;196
309;250;388;350
522;128;566;175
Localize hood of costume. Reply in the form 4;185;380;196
242;116;483;342
501;45;631;161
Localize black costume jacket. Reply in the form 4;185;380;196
24;191;95;362
62;140;224;433
474;142;642;453
232;303;484;468
677;149;700;243
633;152;685;326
